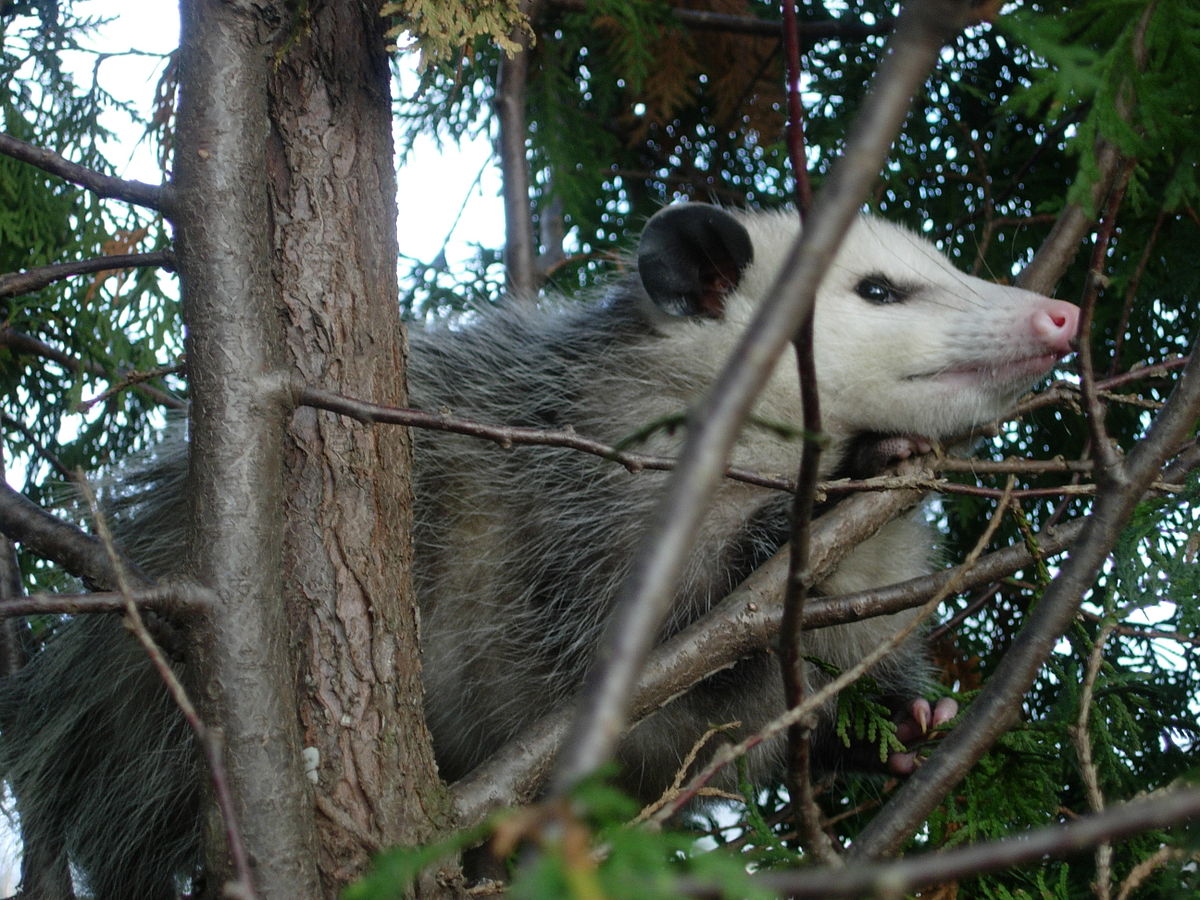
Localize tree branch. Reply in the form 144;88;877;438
549;0;1001;798
778;5;824;844
1076;159;1136;474
0;327;187;410
0;251;175;299
496;0;541;296
449;495;1093;825
552;0;893;42
0;480;148;590
297;384;795;491
0;132;169;213
450;478;923;823
0;584;212;618
79;481;257;900
679;787;1200;898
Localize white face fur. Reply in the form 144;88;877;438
722;210;1079;445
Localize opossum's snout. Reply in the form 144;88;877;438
1029;298;1080;359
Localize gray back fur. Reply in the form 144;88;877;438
0;205;1075;896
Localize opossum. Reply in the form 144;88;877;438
0;203;1079;898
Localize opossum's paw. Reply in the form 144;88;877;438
887;697;958;775
846;433;934;477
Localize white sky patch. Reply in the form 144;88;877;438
63;2;506;278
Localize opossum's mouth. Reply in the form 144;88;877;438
909;353;1060;385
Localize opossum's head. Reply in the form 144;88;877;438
638;204;1079;442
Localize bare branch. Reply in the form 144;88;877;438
1116;844;1198;900
651;478;1014;822
0;584;212;618
0;131;169;212
779;2;823;843
448;504;1092;826
550;0;985;797
297;384;796;491
0;447;26;678
1076;159;1136;474
782;2;814;213
78;362;187;412
0;411;77;483
1072;619;1117;899
552;0;893;42
0;480;148;590
678;787;1200;898
0;251;176;299
450;479;925;824
78;480;257;900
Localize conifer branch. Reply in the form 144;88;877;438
0;328;186;410
851;331;1200;858
678;787;1200;898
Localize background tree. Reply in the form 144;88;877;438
1;0;1198;898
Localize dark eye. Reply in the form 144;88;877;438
854;277;905;304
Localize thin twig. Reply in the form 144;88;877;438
0;412;78;483
1072;619;1117;900
1107;211;1166;377
677;787;1200;898
648;477;1017;824
1115;844;1197;900
1076;157;1136;474
0;327;187;410
0;584;212;618
778;0;831;856
301;382;1122;497
78;479;258;900
79;362;187;411
298;383;798;489
781;1;814;213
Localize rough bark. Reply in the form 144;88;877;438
264;2;454;894
175;0;449;895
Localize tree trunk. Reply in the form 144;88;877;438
175;1;451;895
265;3;455;893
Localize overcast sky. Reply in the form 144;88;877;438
69;0;505;275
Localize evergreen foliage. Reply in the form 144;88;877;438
0;4;179;506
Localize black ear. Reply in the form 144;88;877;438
637;203;754;318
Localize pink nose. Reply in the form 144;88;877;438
1032;299;1080;356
